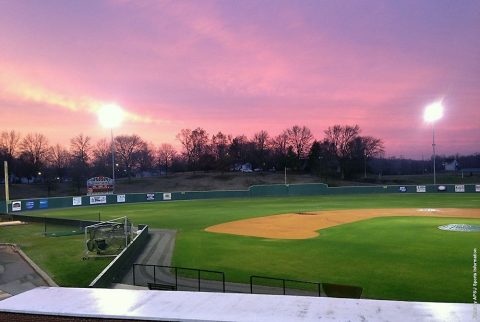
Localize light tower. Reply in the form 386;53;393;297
98;104;124;193
423;101;444;185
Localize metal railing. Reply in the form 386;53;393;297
133;263;225;293
250;275;322;297
132;263;362;298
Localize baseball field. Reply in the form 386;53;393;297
3;193;480;303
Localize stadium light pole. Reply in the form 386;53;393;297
98;104;124;194
423;101;444;185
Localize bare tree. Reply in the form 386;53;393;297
228;135;249;164
269;130;289;169
252;130;269;169
190;127;209;170
1;130;21;159
68;134;92;192
176;129;194;166
270;131;289;156
70;134;91;166
324;125;361;159
324;124;363;178
253;130;269;152
115;134;145;179
157;143;176;175
137;142;155;176
359;136;385;178
176;128;209;170
211;132;231;161
92;138;111;175
48;144;70;180
19;133;50;174
286;125;313;160
211;132;231;172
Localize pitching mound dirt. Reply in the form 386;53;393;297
205;208;480;239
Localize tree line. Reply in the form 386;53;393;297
0;125;385;188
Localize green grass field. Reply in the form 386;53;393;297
0;223;111;286
2;193;480;302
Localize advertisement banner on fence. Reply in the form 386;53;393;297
399;186;407;192
39;199;49;209
454;185;465;193
12;201;21;212
476;185;480;192
26;201;35;210
73;197;82;206
146;193;155;201
117;194;126;203
90;196;107;205
163;193;172;200
416;185;426;193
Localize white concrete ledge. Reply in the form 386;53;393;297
0;287;477;322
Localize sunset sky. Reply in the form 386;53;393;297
0;0;479;158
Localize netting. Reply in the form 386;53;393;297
84;216;134;258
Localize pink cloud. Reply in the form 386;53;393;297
0;1;478;158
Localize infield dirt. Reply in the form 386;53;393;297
205;208;480;239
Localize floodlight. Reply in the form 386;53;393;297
423;101;444;123
98;104;125;129
423;100;445;185
97;103;124;193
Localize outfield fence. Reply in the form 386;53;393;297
1;183;479;213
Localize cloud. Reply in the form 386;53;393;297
0;67;159;125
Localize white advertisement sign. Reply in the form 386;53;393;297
12;201;21;212
454;185;465;193
146;193;155;201
416;185;426;193
72;197;82;206
90;195;107;205
117;194;126;203
163;193;172;200
476;185;480;192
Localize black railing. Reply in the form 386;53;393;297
250;275;322;297
133;263;225;293
132;263;362;298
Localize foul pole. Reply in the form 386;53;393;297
4;161;9;213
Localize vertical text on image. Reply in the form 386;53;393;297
473;248;477;305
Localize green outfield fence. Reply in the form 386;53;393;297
1;183;479;212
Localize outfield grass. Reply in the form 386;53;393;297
6;193;480;302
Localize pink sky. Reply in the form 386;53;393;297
0;0;479;158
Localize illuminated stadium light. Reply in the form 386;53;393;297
423;100;444;185
98;103;125;129
98;103;124;193
423;101;444;123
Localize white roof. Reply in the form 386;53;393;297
0;287;476;322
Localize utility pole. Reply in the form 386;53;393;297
4;161;9;213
